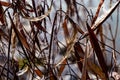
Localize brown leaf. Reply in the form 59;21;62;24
74;42;84;59
81;47;87;80
32;22;47;32
74;42;106;79
0;2;6;25
49;67;57;80
96;26;105;50
0;1;11;7
8;13;30;50
62;19;70;44
11;29;16;54
92;0;104;24
74;42;90;79
15;27;30;50
86;22;108;79
34;69;43;78
87;59;106;80
92;1;120;30
58;59;66;77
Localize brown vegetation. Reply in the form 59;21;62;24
0;0;120;80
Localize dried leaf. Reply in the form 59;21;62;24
8;13;30;50
58;59;66;77
0;2;6;25
49;67;57;80
74;42;90;79
81;1;120;39
55;25;77;67
86;22;108;79
56;16;78;67
11;29;16;56
92;1;120;30
92;0;104;24
16;66;28;76
0;1;11;7
96;26;105;50
55;45;74;67
87;60;106;80
74;42;84;59
62;19;70;44
34;69;43;78
81;47;87;80
74;42;106;79
19;23;27;39
17;32;30;50
32;22;47;32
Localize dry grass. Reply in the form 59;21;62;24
0;0;120;80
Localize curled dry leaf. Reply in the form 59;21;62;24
16;66;29;76
23;5;52;21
